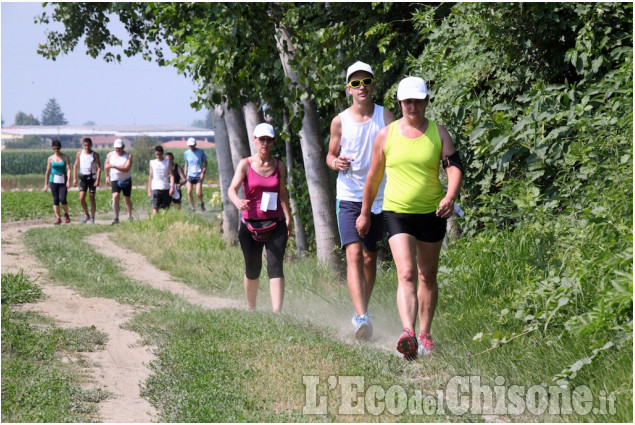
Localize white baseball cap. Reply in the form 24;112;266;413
346;61;373;82
187;137;196;146
253;123;275;138
397;77;428;101
113;139;124;148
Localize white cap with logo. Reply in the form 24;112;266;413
187;137;196;146
346;61;374;82
113;139;124;148
397;77;428;101
253;123;275;139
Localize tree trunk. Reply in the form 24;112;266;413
222;103;251;169
211;105;238;244
275;25;341;266
283;109;308;257
243;101;263;155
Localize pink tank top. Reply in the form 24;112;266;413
242;159;284;220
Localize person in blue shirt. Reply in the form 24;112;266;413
183;137;208;211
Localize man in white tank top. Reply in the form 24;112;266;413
73;137;101;224
326;61;395;340
105;139;134;224
148;145;175;216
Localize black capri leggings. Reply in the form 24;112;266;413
238;219;288;280
50;182;68;206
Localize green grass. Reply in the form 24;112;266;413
133;307;462;422
1;272;109;422
5;209;631;422
22;225;179;307
1;270;43;304
114;213;632;422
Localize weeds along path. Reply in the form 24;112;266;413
84;233;243;310
1;221;157;423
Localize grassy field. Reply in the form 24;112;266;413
0;186;221;223
5;212;630;422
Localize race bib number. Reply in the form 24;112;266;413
260;192;278;212
53;174;65;184
190;164;202;174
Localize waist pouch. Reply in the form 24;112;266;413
117;178;132;188
80;173;95;181
245;219;279;242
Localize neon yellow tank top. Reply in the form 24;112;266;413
382;120;444;214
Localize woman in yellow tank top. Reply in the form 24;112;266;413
356;77;464;360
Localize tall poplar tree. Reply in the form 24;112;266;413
41;98;68;125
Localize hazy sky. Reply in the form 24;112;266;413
1;2;205;127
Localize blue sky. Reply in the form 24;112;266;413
1;2;204;127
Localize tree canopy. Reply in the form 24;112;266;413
36;3;632;358
14;111;41;126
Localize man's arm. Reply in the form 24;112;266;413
93;152;102;186
327;115;351;172
148;163;153;198
73;151;80;186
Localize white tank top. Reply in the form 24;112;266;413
336;104;386;214
150;158;171;190
79;151;98;176
108;152;131;181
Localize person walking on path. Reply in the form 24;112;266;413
105;139;134;224
326;61;395;340
43;139;72;225
228;123;293;313
148;145;175;216
183;137;208;212
73;137;101;224
356;77;464;359
165;152;186;209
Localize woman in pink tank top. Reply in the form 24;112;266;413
228;123;293;313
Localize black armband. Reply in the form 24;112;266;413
442;151;465;175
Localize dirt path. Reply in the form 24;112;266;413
1;221;239;422
84;233;242;310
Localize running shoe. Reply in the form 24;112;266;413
354;313;373;341
81;214;89;224
200;202;206;212
54;218;61;225
397;329;418;360
418;332;434;356
90;217;95;224
112;217;120;225
64;214;71;224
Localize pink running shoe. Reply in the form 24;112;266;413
397;329;418;360
64;214;71;224
53;218;62;225
418;332;434;355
